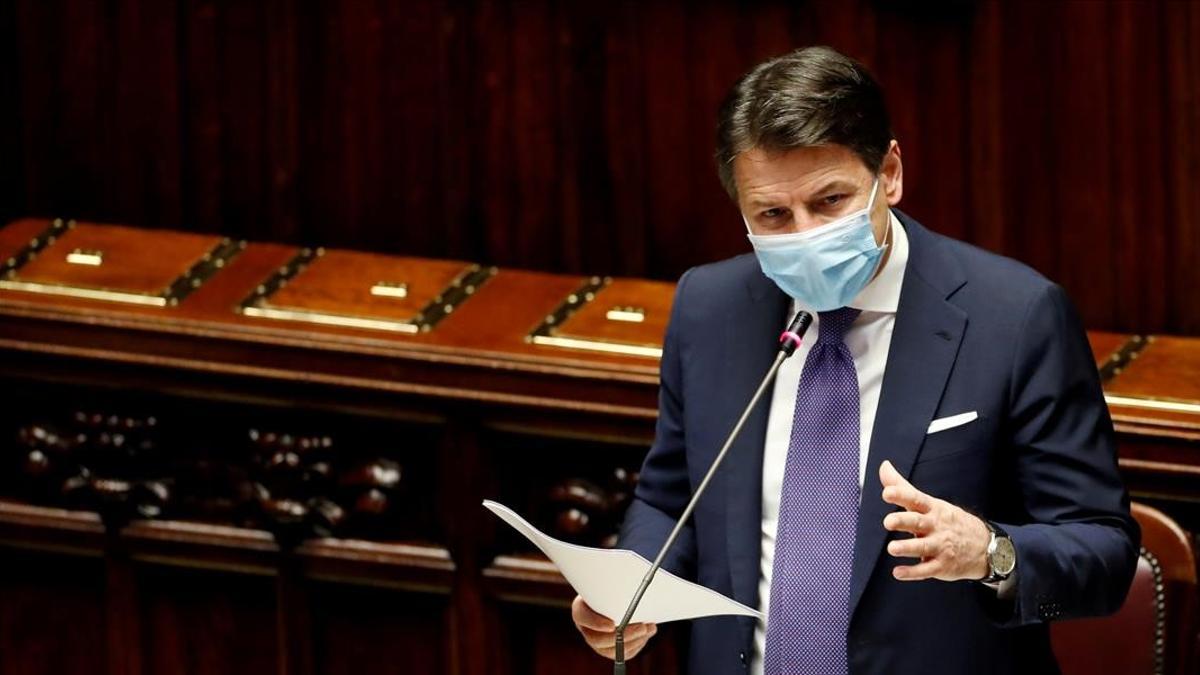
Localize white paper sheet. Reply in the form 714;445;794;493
483;500;763;624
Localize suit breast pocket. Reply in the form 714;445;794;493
910;415;995;505
914;412;994;466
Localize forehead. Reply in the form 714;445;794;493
733;145;869;204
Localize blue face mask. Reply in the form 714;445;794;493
745;178;887;311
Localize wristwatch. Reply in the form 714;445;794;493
980;521;1016;583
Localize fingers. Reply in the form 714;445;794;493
881;485;933;513
882;511;930;536
884;510;991;581
591;627;658;660
880;463;934;514
875;470;992;582
571;596;613;632
887;535;934;559
572;595;658;660
578;622;656;647
582;624;658;656
878;460;907;488
893;558;942;581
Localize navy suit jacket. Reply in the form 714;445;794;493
618;213;1139;675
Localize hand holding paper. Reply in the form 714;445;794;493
483;500;761;624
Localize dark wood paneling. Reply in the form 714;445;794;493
137;565;279;675
0;0;18;228
309;582;449;675
5;0;1200;333
0;548;108;675
1163;0;1200;334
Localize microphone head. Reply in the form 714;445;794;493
778;311;813;357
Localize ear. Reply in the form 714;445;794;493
882;140;904;206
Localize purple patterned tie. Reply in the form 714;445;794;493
764;307;862;675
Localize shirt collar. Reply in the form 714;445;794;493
791;209;909;316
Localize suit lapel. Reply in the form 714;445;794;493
847;216;967;620
725;264;790;615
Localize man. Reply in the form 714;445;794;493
570;46;1138;674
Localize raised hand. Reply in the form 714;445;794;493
879;460;991;582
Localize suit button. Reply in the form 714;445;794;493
1038;601;1063;621
739;651;747;665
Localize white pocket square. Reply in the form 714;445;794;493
927;411;978;435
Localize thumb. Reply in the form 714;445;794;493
878;460;909;488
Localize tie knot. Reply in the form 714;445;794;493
816;307;861;344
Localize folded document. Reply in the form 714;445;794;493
483;500;763;624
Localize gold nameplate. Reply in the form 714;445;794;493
66;249;104;266
605;307;645;323
370;282;409;299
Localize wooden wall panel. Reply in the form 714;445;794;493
136;566;279;675
4;0;1200;332
1163;1;1200;335
0;548;108;675
309;583;449;675
0;1;15;221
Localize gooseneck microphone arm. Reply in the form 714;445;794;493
612;310;813;675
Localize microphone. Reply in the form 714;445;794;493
612;310;814;674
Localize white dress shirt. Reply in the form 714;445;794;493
750;210;908;675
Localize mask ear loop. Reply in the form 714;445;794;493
867;176;891;249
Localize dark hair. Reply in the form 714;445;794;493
715;46;893;200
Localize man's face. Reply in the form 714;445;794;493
734;141;904;245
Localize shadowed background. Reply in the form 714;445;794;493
2;0;1198;333
1;4;1200;675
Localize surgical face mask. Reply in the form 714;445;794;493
745;178;887;311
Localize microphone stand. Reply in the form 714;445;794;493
612;310;813;674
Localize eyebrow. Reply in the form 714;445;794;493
809;179;860;198
746;179;861;209
746;194;789;209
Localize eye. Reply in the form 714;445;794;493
761;207;787;219
822;194;847;207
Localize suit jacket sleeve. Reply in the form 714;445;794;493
616;267;698;580
986;283;1140;626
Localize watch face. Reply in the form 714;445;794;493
993;536;1016;576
